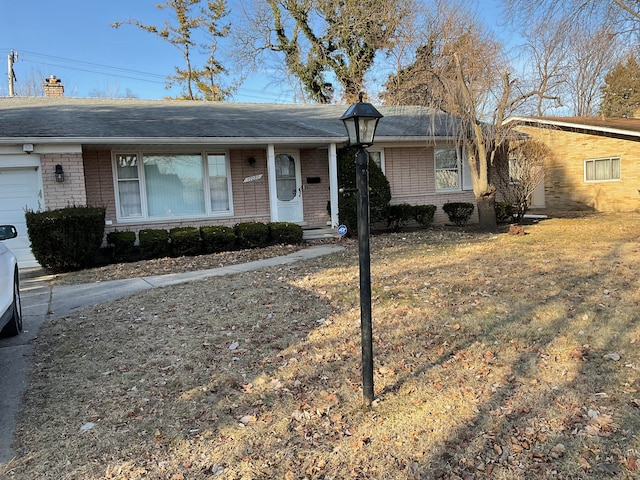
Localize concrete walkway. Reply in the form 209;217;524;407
0;244;344;464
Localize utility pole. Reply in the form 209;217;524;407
7;50;17;97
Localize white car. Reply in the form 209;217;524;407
0;225;22;337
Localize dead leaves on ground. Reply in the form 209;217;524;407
5;214;640;479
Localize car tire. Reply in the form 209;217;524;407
1;273;22;337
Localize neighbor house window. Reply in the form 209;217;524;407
584;157;621;182
435;148;461;191
114;152;232;220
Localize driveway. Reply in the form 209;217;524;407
0;269;52;464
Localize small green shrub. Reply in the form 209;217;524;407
106;230;136;260
387;204;414;232
235;222;270;249
200;225;236;253
139;229;169;259
25;206;105;272
495;202;515;224
169;226;201;257
442;202;475;226
269;222;304;244
412;205;437;228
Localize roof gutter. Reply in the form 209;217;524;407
0;136;346;145
505;116;640;139
0;135;460;145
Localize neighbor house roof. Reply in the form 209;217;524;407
0;98;461;146
506;115;640;139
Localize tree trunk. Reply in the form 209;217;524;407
476;190;498;232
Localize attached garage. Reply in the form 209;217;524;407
0;156;43;268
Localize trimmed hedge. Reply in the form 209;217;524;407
25;206;106;272
387;204;414;232
413;204;437;228
201;225;236;253
139;229;169;259
169;226;201;257
235;222;270;249
106;230;136;260
443;202;475;226
269;222;304;245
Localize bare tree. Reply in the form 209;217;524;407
502;0;640;34
88;82;139;99
8;68;47;97
566;26;622;116
494;139;552;222
516;17;569;115
111;0;233;101
383;2;554;231
236;0;416;103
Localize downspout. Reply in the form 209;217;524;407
328;143;339;228
267;144;279;222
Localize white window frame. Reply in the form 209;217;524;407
368;148;385;174
112;150;233;222
434;147;463;192
584;156;621;183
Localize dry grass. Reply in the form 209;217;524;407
3;213;640;479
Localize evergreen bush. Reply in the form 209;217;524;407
25;206;105;273
387;203;414;232
412;205;437;228
495;202;516;224
269;222;304;244
200;225;236;253
337;147;391;236
139;229;169;259
235;222;270;249
106;230;136;260
169;226;201;257
442;202;475;226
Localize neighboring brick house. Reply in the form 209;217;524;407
507;116;640;213
0;95;477;267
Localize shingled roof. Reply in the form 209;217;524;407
0;98;461;145
506;115;640;139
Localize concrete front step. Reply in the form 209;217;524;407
302;227;339;240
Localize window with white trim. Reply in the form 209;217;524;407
584;156;621;182
368;149;385;174
435;147;461;191
114;152;232;220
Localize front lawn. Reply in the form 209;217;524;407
4;213;640;479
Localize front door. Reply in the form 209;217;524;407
275;153;303;223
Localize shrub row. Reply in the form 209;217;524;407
108;221;304;261
386;204;437;232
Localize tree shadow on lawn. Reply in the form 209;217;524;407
4;232;640;479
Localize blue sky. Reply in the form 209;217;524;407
1;0;505;102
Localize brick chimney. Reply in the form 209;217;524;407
43;75;64;97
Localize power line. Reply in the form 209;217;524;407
4;48;292;102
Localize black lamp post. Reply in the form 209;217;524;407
340;93;383;406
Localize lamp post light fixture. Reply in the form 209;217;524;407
340;93;383;406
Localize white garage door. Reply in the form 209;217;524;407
0;166;42;268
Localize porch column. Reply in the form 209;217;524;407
267;144;279;222
328;143;339;228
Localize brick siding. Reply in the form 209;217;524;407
81;143;484;238
384;146;478;224
40;153;87;209
515;126;640;212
